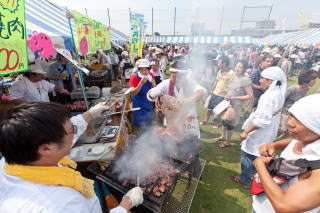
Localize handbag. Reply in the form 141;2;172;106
222;106;236;121
212;100;230;117
204;95;211;109
251;157;320;195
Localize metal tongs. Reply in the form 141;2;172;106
103;107;141;116
102;88;134;113
136;164;140;187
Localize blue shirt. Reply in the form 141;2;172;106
250;67;264;98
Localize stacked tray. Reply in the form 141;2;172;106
70;87;101;99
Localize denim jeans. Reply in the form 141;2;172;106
240;150;257;185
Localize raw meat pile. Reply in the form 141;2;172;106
109;158;180;197
65;101;86;111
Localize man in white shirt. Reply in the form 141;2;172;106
9;63;69;104
147;61;206;138
0;102;143;213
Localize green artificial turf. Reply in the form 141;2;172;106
188;77;320;213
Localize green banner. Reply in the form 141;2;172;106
130;12;144;61
73;10;111;55
0;0;28;76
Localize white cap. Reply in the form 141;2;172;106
150;61;157;66
262;47;271;53
29;62;46;74
136;59;150;68
121;51;129;57
155;48;164;55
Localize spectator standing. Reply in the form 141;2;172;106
277;70;318;139
201;56;234;127
231;67;287;188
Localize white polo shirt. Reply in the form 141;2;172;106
9;77;55;102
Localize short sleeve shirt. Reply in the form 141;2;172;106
226;75;251;107
250;67;264;98
9;77;55;102
213;69;234;97
283;85;309;113
129;73;154;88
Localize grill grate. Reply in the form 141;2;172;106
90;157;205;213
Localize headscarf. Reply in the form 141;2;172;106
289;94;320;160
261;66;287;109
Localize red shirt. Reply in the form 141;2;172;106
129;72;154;87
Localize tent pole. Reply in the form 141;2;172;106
66;8;89;110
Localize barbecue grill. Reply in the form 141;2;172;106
88;126;206;213
88;154;205;213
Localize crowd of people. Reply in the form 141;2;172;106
0;41;320;213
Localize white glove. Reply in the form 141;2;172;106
123;187;143;207
88;102;110;119
146;74;153;82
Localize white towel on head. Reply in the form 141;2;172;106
261;66;287;110
289;94;320;160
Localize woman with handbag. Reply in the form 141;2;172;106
216;60;253;148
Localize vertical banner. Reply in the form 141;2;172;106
129;12;144;60
0;0;28;76
73;10;111;56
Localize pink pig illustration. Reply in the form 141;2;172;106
27;31;55;59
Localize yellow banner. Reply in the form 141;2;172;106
73;10;111;56
0;0;28;76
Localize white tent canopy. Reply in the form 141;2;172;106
259;29;320;46
26;0;128;51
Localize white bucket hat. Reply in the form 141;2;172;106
121;51;129;57
136;59;150;68
29;62;46;74
155;48;164;55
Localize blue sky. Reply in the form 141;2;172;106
50;0;320;35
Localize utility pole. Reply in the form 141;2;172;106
152;8;154;35
219;6;224;34
107;8;111;27
129;8;131;35
173;7;176;36
85;8;88;16
239;6;245;30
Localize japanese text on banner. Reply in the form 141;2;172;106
130;12;145;61
73;10;111;56
0;0;28;76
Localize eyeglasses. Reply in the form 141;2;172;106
66;124;77;135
